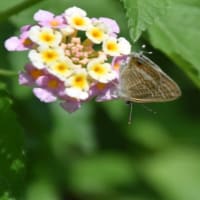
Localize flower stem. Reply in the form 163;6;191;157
0;0;46;22
0;69;18;76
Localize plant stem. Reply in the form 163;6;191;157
0;69;18;76
0;0;46;22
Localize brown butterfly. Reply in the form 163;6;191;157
118;52;181;123
118;52;181;102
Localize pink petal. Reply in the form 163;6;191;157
53;16;66;27
20;31;30;39
111;55;128;77
112;55;128;66
4;36;30;51
34;9;54;22
33;88;57;103
25;63;35;71
35;75;48;87
4;37;20;51
96;85;118;102
60;100;81;113
20;25;31;33
99;17;120;34
18;72;33;86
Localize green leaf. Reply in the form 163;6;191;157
26;178;59;200
148;0;200;88
142;147;200;200
0;0;23;12
0;87;25;198
128;119;171;150
69;153;135;194
0;0;45;22
121;0;169;42
49;103;96;160
9;0;125;28
0;82;6;91
0;192;15;200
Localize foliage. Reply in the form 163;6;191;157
0;0;200;199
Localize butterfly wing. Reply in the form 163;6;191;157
118;53;181;103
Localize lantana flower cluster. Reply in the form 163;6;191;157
5;7;131;112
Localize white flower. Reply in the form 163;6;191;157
65;7;87;17
28;50;45;69
87;58;116;83
47;58;80;81
64;7;91;31
86;25;107;44
65;69;89;100
66;14;91;31
28;25;62;47
102;37;131;56
65;87;89;100
28;46;65;69
118;37;131;55
102;37;120;56
60;25;75;36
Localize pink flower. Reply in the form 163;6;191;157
19;63;45;86
35;75;65;93
33;75;65;103
90;81;118;102
99;17;120;34
34;10;66;28
4;25;34;51
5;7;132;113
98;17;120;37
33;88;57;103
111;55;128;78
60;98;81;113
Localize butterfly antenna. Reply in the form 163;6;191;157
128;102;133;125
140;44;153;55
141;44;146;49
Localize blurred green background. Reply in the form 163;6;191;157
0;0;200;199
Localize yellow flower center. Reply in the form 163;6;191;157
30;69;43;79
113;63;120;71
23;38;33;47
42;49;59;63
73;75;87;89
50;19;60;27
96;83;106;90
93;64;106;75
40;32;55;43
54;63;69;74
91;28;103;39
106;41;119;52
47;79;59;89
73;16;85;26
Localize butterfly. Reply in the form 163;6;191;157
118;52;181;103
118;52;181;123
